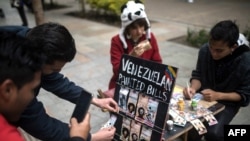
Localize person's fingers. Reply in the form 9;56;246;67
183;87;191;99
83;113;90;123
112;101;119;112
110;126;116;133
190;89;196;95
70;117;78;127
134;46;144;54
107;98;119;112
188;90;193;99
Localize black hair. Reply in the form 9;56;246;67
131;133;138;140
26;22;76;64
138;107;145;117
210;20;239;47
122;127;130;138
0;31;44;89
128;102;136;112
124;18;149;35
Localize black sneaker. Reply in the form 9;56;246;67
11;0;20;8
0;9;5;18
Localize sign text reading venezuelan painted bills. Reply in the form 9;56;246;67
117;54;178;103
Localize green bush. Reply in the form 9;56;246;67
86;0;145;16
86;0;128;15
186;26;250;48
186;28;209;48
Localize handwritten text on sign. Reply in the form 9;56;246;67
117;55;178;103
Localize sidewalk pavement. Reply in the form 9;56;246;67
1;0;250;141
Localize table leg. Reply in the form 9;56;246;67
181;132;188;141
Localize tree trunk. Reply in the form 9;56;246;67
32;0;46;25
80;0;86;16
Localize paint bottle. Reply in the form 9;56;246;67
191;99;198;111
178;98;185;111
166;120;174;131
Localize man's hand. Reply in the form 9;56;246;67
201;89;219;102
93;97;119;113
183;87;196;99
69;113;91;140
92;127;116;141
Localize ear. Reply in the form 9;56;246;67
231;44;238;52
0;79;16;103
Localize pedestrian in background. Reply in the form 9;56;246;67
10;0;33;26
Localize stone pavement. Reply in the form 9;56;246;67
0;0;250;141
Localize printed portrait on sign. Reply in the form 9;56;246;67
129;120;141;141
140;126;152;141
135;94;149;123
120;118;131;141
121;127;130;141
144;97;159;127
119;87;129;113
126;90;139;118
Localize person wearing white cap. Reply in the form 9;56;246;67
108;0;162;89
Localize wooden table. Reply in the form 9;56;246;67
163;102;225;141
163;86;225;141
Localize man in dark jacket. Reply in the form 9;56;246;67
0;30;91;141
183;20;250;141
0;23;118;141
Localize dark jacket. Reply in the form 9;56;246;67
0;26;90;141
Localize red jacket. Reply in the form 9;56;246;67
0;114;24;141
109;32;162;89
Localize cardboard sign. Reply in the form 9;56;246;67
113;54;178;141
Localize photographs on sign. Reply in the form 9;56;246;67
126;90;139;118
134;94;159;127
120;118;131;141
144;97;158;127
114;55;178;141
129;120;142;141
140;126;152;141
135;94;149;123
116;89;162;141
116;89;164;140
119;87;129;113
119;88;160;128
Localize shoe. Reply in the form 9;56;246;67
0;9;5;18
11;0;20;8
22;23;28;26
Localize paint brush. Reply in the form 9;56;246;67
186;81;192;99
